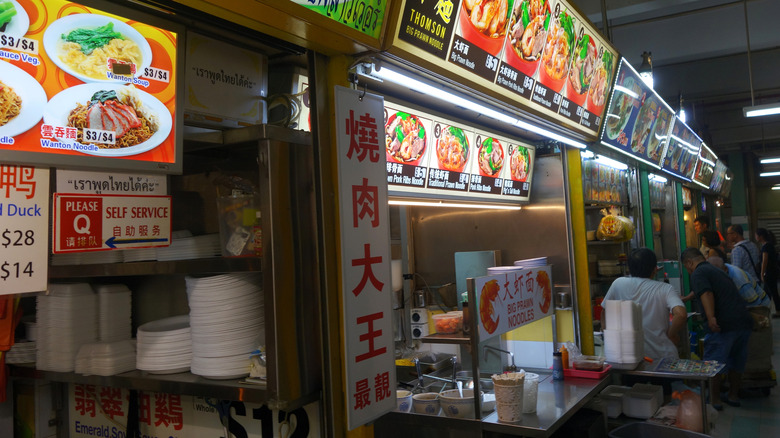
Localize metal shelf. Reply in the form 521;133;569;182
420;332;470;345
48;257;261;278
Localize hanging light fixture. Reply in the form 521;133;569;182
678;93;686;123
638;51;653;88
741;0;780;117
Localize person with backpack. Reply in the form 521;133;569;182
755;228;780;318
727;225;761;284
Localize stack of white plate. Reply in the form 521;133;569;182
5;341;36;364
156;234;221;261
122;247;157;262
50;251;123;266
487;266;524;275
36;283;98;372
514;257;548;268
75;340;136;376
95;284;132;342
136;315;192;374
186;273;264;379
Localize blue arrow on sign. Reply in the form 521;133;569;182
105;236;169;248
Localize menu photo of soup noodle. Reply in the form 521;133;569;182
384;104;433;189
503;141;535;197
448;0;512;82
0;0;177;167
427;120;474;193
469;130;509;196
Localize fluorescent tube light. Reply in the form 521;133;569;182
744;102;780;118
679;108;686;124
760;171;780;177
760;157;780;164
580;150;595;159
594;155;628;170
648;174;667;183
388;199;522;210
612;85;639;100
772;186;780;190
371;66;586;148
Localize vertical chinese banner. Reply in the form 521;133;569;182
334;86;395;429
0;165;49;295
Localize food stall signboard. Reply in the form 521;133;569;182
53;193;171;253
660;116;702;181
288;0;386;39
385;101;535;202
709;160;727;194
693;143;717;188
0;0;181;173
334;86;395;430
391;0;619;139
0;164;48;295
475;266;553;341
56;169;167;195
598;58;676;169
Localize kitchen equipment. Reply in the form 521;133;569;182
412;392;440;415
557;292;571;309
396;390;413;412
413;289;426;308
410;323;429;339
439;389;479;419
410;308;427;324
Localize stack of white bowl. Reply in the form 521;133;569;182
514;257;548;268
36;283;98;372
186;273;264;379
75;340;136;376
5;341;36;364
156;234;221;261
136;315;192;374
95;284;132;342
50;250;122;266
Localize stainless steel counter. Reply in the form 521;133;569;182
375;372;611;438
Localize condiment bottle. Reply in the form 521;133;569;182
552;352;564;380
559;345;569;370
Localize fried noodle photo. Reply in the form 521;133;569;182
464;0;510;38
59;22;143;80
385;112;426;164
508;0;549;61
0;79;21;126
67;88;159;149
436;126;469;172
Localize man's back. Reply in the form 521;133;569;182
691;262;753;332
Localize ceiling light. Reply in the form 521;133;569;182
772;186;780;191
388;199;522;210
369;65;587;148
760;171;780;177
744;102;780;118
638;51;653;88
594;155;628;170
761;157;780;164
678;93;686;123
648;174;667;183
580;150;595;159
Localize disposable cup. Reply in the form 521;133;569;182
523;373;540;413
493;378;524;423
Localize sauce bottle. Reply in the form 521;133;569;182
553;352;564;380
559;345;569;370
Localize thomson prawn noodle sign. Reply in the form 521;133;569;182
476;266;553;341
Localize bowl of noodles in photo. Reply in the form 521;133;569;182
477;137;504;178
385;111;427;166
587;51;614;116
503;0;550;77
43;83;172;157
459;0;512;56
0;61;47;138
43;14;152;84
436;125;470;172
508;144;531;182
537;9;575;93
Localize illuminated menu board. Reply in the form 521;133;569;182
385;101;535;203
693;143;717;188
392;0;618;139
598;58;675;169
660;116;702;181
709;160;727;194
0;0;180;173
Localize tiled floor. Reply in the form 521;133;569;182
710;317;779;438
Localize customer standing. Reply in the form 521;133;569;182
682;248;753;410
727;225;761;284
755;228;780;318
693;216;713;256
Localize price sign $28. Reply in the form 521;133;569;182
2;229;34;248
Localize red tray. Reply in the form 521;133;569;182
563;364;612;379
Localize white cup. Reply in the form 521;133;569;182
523;373;540;413
493;381;524;423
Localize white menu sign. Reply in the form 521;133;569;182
335;86;395;430
475;266;554;341
0;165;49;294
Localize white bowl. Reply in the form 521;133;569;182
396;390;412;412
440;389;481;418
412;392;440;415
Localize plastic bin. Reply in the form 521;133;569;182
599;385;630;418
608;422;709;438
622;383;663;419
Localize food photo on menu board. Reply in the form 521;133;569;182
428;121;471;192
0;0;176;164
662;118;700;179
451;0;512;80
384;106;431;189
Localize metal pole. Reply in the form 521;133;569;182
744;0;755;106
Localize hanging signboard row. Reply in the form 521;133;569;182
0;0;182;173
390;0;619;139
385;101;536;203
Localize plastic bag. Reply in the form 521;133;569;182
673;389;703;432
596;208;635;242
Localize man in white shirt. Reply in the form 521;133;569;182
602;248;687;360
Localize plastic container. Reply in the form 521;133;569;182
608;422;709;438
217;192;260;257
432;311;462;334
573;355;606;371
623;383;663;419
599;385;631;418
552;352;564;380
563;364;612;379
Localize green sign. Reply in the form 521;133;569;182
290;0;386;39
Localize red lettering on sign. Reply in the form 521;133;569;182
139;392;152;426
74;384;97;417
0;165;36;199
345;110;380;163
99;387;125;420
351;243;384;296
374;371;391;402
354;378;371;410
352;178;379;228
355;311;386;362
154;393;183;430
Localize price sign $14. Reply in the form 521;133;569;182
0;261;34;281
